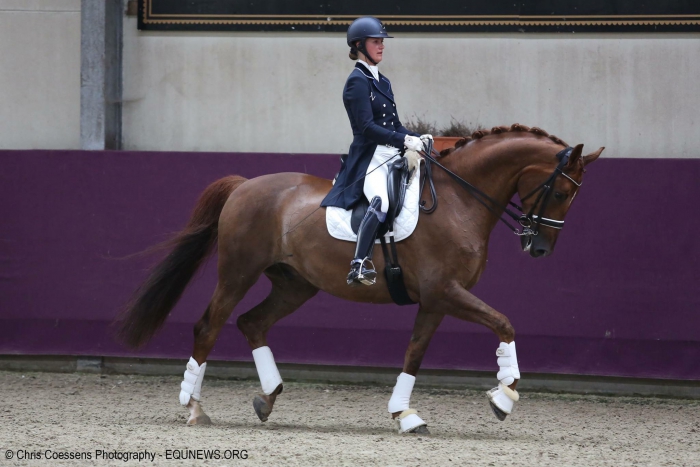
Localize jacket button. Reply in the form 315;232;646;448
383;114;385;117
393;104;395;107
393;113;396;116
383;122;386;125
383;104;386;107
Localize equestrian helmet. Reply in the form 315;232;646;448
346;16;393;47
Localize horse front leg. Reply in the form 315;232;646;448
388;307;444;434
438;281;520;421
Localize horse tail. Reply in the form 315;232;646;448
116;175;247;349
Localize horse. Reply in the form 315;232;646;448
116;123;603;434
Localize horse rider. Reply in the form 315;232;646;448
321;16;432;287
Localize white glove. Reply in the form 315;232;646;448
404;135;424;152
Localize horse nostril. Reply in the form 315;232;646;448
534;248;548;257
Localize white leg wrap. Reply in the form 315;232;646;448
486;383;520;414
179;357;206;406
388;372;415;413
496;341;521;385
396;409;427;434
252;346;283;395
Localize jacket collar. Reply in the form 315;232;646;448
354;62;377;80
353;63;394;103
357;60;379;81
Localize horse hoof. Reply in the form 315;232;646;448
409;425;430;435
489;401;508;421
253;395;272;422
187;414;212;425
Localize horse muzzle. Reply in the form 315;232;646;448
521;234;552;258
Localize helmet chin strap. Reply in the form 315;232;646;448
357;38;378;65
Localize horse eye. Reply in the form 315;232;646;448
554;192;567;201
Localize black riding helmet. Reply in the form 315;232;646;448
347;16;392;65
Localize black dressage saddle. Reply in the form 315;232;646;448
350;156;414;235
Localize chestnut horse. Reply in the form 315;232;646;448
117;124;603;433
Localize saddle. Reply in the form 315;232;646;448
350;156;414;236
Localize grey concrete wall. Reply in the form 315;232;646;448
122;23;700;158
0;0;80;149
1;7;697;157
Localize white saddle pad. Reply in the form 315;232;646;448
325;172;420;243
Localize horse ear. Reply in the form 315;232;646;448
582;147;605;167
566;144;584;169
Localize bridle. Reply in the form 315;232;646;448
419;141;582;241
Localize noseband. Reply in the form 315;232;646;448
513;147;580;236
419;143;580;240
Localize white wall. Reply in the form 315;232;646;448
0;0;80;149
122;22;700;158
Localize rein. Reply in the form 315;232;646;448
419;140;577;238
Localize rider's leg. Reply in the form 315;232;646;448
347;146;396;286
347;196;383;285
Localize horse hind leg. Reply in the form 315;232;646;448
181;267;266;425
236;264;319;422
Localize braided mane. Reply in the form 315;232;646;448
439;123;569;157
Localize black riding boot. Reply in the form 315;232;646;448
347;196;384;286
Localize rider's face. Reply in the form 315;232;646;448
362;38;384;64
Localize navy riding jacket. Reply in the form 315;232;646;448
321;63;418;209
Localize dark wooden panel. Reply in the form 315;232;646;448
137;0;700;32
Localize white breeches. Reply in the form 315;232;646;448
364;145;401;213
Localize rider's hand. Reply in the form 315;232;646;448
404;135;424;152
420;134;433;143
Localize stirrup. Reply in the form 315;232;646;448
347;258;377;286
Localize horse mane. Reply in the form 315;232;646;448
439;123;569;157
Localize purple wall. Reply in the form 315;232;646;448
1;150;698;381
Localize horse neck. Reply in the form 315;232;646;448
438;136;554;235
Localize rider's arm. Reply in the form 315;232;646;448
394;118;420;138
344;74;406;148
